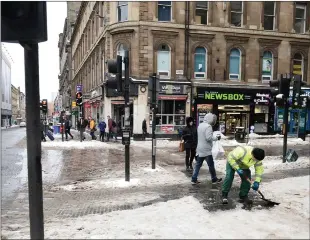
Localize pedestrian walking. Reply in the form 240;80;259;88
65;117;73;140
222;146;265;205
111;118;118;141
191;113;222;185
40;119;46;142
182;117;197;172
142;118;147;140
98;119;106;142
107;115;112;142
89;117;97;140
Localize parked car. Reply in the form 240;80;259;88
20;121;26;127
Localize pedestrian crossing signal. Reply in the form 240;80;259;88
76;91;83;106
41;99;48;113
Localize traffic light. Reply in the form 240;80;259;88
1;2;47;43
106;55;123;92
269;74;291;106
41;99;48;114
76;91;83;106
148;74;159;107
292;75;306;107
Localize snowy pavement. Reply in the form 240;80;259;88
2;176;309;239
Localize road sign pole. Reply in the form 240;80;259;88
151;73;157;169
23;42;44;239
124;51;130;182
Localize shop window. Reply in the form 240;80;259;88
157;44;171;79
262;51;273;81
151;100;186;134
294;3;306;34
158;1;171;22
230;2;243;27
292;53;304;81
117;1;128;22
194;47;207;79
117;43;128;73
229;48;241;80
195;2;208;24
263;1;276;30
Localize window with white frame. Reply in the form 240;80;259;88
229;48;241;80
117;44;128;73
262;51;273;80
158;1;171;22
293;53;304;81
117;1;128;22
194;47;207;79
294;3;306;33
157;44;171;78
230;2;243;27
150;100;186;134
195;2;208;24
264;1;276;30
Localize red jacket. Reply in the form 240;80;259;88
108;119;113;129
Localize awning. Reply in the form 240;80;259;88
158;95;187;100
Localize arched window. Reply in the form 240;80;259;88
157;44;171;78
194;47;207;78
293;53;304;81
117;44;128;71
229;48;241;80
262;51;273;80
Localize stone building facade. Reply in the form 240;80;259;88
58;2;81;124
70;1;310;136
11;85;25;124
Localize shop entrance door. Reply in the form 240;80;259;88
112;103;133;129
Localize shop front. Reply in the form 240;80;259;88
195;87;272;135
150;82;189;135
274;88;310;135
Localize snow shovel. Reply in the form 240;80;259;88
245;177;280;206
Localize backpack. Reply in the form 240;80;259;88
69;120;72;127
112;121;116;128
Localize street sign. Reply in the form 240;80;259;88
76;84;83;92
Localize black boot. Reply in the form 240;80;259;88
239;196;253;205
222;193;228;204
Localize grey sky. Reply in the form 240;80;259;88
2;2;67;102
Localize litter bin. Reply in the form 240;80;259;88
235;127;245;142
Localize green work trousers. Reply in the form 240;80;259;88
222;162;251;198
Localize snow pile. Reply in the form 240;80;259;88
131;139;180;149
1;125;19;130
3;176;309;239
49;165;187;192
214;156;310;175
42;140;123;150
248;133;283;139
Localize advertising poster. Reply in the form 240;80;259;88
262;58;272;73
161;125;174;133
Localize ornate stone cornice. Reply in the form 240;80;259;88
110;28;135;35
258;38;282;46
224;34;249;43
151;29;179;37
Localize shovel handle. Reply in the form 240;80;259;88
245;177;264;197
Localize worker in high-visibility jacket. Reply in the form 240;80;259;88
222;146;265;204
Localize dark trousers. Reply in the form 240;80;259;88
142;129;147;140
185;148;196;167
192;155;217;182
41;131;46;141
222;162;251;198
65;127;73;139
100;131;105;142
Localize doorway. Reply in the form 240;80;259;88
112;103;133;129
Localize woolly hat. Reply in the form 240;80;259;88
252;148;265;161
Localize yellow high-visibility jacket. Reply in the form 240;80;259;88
227;146;264;182
90;120;95;130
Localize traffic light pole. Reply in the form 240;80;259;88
151;73;157;169
79;106;83;142
61;111;64;142
282;99;289;163
124;51;130;181
23;42;44;239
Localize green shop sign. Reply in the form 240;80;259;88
205;93;245;100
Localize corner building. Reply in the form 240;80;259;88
70;1;310;137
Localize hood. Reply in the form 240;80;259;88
186;117;194;127
203;113;217;126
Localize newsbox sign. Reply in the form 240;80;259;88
197;88;252;104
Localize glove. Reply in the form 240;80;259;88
217;135;221;140
236;169;244;176
252;181;260;191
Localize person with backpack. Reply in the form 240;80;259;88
98;119;106;142
65;116;73;140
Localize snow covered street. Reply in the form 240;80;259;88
2;176;309;239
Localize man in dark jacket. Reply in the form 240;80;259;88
182;117;197;172
142;119;147;140
65;117;73;140
98;119;106;142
